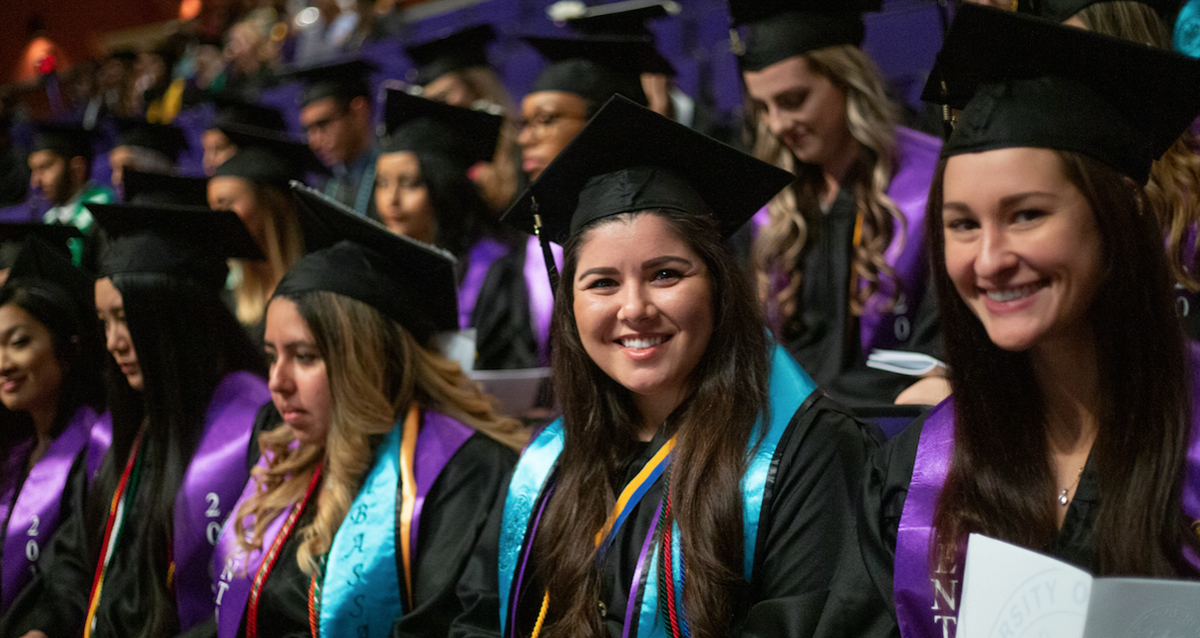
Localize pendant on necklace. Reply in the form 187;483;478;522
1058;489;1070;506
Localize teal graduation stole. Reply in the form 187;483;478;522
498;343;817;637
320;426;403;638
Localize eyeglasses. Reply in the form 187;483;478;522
517;110;586;139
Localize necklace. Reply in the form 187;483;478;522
1057;466;1085;506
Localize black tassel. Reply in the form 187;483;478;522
532;198;560;296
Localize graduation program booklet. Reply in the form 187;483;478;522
957;533;1200;638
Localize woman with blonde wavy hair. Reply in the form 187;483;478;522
211;186;525;638
734;0;947;407
1022;0;1200;339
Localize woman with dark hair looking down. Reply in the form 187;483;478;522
5;202;270;638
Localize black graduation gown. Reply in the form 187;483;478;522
450;394;881;638
813;416;1101;638
0;447;92;637
1;402;274;638
213;428;517;638
785;188;942;409
463;237;540;371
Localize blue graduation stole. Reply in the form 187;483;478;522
498;344;817;637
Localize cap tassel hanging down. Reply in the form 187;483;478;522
532;199;561;296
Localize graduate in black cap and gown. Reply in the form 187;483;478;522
508;34;656;366
813;7;1200;637
27;124;115;265
405;25;523;214
201;97;288;177
207;183;524;638
282;58;379;220
1;201;271;638
550;0;735;143
0;233;108;620
107;119;189;192
733;0;947;408
209;124;327;333
451;96;879;638
375;89;537;370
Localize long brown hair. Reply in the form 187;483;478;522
534;210;771;638
749;45;903;338
928;151;1200;576
1071;1;1200;293
235;291;526;572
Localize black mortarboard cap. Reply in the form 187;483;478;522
380;89;503;168
555;0;680;37
3;235;94;320
88;203;264;289
280;182;458;342
504;95;793;245
729;0;882;72
923;4;1200;184
404;24;496;87
122;169;209;207
113;119;188;162
0;224;82;270
555;0;680;74
211;95;287;132
32;122;94;161
214;124;329;186
524;35;651;106
278;58;377;107
1023;0;1174;22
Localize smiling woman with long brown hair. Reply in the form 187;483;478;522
451;97;878;638
815;8;1200;638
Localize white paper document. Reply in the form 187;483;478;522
865;349;944;376
958;533;1200;638
467;367;550;417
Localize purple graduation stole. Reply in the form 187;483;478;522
858;126;942;354
173;371;270;630
1172;226;1198;325
893;344;1200;638
459;238;513;330
211;409;475;638
523;235;563;364
1;407;107;613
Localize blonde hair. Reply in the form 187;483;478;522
233;184;305;326
235;292;527;573
750;45;903;336
1072;1;1200;292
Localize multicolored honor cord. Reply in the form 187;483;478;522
83;433;143;638
530;434;678;638
245;464;323;638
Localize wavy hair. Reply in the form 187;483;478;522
534;210;770;638
749;45;903;338
235;291;526;573
1070;1;1200;293
928;150;1200;576
233;182;306;327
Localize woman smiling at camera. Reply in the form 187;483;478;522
210;186;525;638
451;96;878;638
815;7;1200;638
0;233;107;621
